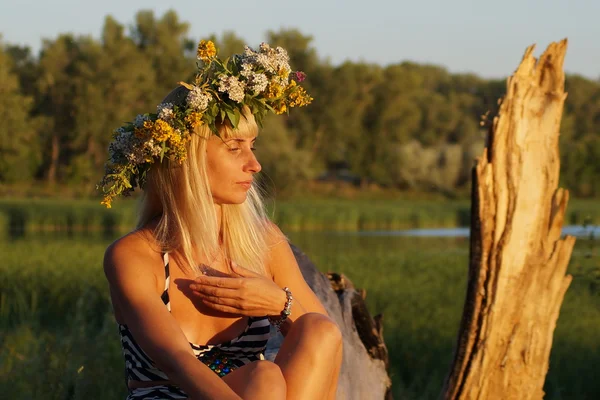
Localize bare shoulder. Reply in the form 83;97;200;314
103;228;162;289
263;220;295;277
264;220;289;248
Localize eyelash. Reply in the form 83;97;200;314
228;147;257;152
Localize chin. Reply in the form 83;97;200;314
214;194;248;205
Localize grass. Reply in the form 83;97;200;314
1;197;599;236
1;232;598;399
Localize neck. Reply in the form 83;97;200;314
214;203;223;240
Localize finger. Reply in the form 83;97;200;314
198;294;243;308
194;275;243;289
190;284;240;299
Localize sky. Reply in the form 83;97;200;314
1;0;598;79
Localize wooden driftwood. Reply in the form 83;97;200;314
442;39;575;399
265;245;392;400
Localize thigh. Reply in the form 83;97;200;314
222;360;286;399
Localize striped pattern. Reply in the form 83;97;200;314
126;385;187;400
118;252;271;398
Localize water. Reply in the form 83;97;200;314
351;225;600;238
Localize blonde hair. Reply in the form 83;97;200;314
136;86;273;276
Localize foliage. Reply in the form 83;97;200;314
97;39;312;207
1;197;599;238
1;234;598;399
0;40;40;182
1;10;600;197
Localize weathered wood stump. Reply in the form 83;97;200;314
265;245;392;400
442;39;575;399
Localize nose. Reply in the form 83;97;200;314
245;151;261;174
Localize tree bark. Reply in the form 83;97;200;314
442;39;575;400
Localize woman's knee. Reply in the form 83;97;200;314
294;313;343;349
248;360;286;395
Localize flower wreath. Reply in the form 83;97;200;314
97;40;312;208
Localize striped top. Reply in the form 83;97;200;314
118;253;271;383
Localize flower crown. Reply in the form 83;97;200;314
97;40;313;208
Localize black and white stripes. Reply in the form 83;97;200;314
117;252;271;398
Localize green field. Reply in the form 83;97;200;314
1;229;598;399
1;197;599;237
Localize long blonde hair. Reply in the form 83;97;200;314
136;86;274;276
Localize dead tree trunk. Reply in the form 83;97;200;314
442;40;575;399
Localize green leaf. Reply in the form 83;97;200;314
226;109;240;129
160;142;166;162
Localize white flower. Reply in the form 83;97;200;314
157;102;174;120
240;63;254;78
255;53;276;73
186;86;212;111
249;73;268;94
144;139;163;157
218;75;246;103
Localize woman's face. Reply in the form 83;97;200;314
205;134;261;204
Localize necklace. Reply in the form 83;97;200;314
198;247;231;277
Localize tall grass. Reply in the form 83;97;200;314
1;197;598;235
287;233;600;399
1;233;598;399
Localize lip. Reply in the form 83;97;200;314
236;180;253;189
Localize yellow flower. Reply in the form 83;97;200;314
197;40;217;61
151;119;175;142
277;67;290;80
134;120;154;138
274;103;287;115
265;82;284;99
185;112;204;129
101;195;113;209
287;85;313;108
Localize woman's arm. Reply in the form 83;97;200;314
189;222;330;335
263;223;329;333
104;234;241;400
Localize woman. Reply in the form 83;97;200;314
99;41;343;399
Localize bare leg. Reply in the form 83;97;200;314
274;313;343;400
222;360;286;400
325;342;343;399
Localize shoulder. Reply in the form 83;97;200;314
263;220;295;277
103;227;163;290
264;220;288;247
264;220;291;259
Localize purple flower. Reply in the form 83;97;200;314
293;71;306;82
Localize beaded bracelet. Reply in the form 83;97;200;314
269;287;293;331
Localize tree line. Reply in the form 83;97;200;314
1;9;599;198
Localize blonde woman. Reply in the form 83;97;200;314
100;41;342;400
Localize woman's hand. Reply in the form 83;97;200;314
189;262;287;317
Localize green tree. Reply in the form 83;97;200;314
130;9;195;102
208;31;247;59
0;42;40;182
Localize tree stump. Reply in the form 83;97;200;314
265;245;392;400
442;39;575;399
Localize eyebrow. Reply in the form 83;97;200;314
225;138;257;143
